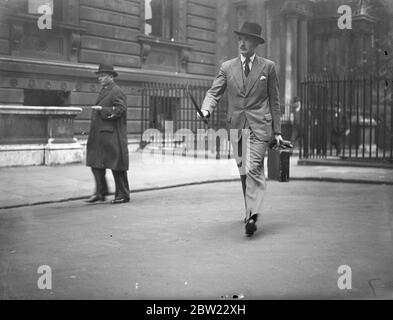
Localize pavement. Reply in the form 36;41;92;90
0;149;393;209
1;149;393;300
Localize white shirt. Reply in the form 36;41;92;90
240;53;255;73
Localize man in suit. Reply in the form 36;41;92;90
86;63;130;204
198;22;283;236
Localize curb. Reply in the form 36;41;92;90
298;159;393;169
290;177;393;185
0;178;238;210
1;177;392;210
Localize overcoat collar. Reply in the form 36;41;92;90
95;82;115;104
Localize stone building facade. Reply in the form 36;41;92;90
0;0;391;165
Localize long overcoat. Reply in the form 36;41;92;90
86;82;129;170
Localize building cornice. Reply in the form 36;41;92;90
0;56;213;84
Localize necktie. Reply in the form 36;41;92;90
244;57;250;77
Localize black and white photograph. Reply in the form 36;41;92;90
0;0;393;308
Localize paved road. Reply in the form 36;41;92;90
1;153;393;210
1;181;392;299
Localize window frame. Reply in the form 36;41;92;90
138;0;191;73
141;0;182;41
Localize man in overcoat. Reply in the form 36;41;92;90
86;63;130;204
198;22;283;236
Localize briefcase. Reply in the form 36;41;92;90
267;148;291;182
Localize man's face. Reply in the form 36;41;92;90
97;72;113;86
238;35;259;58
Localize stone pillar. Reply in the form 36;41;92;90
279;0;314;109
298;18;308;82
265;2;272;59
216;0;232;67
284;14;298;116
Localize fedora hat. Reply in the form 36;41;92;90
95;63;118;77
234;22;265;44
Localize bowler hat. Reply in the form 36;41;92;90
234;22;265;44
95;63;118;77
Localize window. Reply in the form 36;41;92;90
144;0;178;41
138;0;190;72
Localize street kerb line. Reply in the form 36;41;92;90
290;177;393;185
1;177;392;210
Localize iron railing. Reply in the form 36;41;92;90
140;81;229;155
299;75;393;162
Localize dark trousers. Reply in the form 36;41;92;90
91;168;130;199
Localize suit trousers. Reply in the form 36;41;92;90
231;126;268;222
91;167;130;200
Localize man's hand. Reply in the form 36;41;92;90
91;105;102;110
196;109;209;119
274;134;283;146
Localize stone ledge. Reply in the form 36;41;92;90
0;105;82;145
45;141;83;165
0;105;82;115
0;141;83;167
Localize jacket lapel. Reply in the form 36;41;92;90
245;56;264;96
230;58;245;94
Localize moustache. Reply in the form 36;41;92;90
240;46;247;50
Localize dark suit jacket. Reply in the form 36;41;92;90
201;55;281;141
86;82;129;171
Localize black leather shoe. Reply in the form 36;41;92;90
85;195;106;203
110;197;130;204
245;218;257;236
